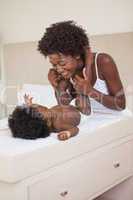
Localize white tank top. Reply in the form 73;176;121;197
82;52;109;95
71;53;129;115
93;53;109;95
89;53;110;113
82;52;118;114
88;53;125;114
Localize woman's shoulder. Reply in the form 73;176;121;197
96;52;115;66
91;52;114;67
95;52;119;80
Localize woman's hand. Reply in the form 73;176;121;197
73;75;92;96
48;68;62;88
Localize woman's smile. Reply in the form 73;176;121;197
60;70;74;79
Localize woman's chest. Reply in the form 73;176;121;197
77;61;104;87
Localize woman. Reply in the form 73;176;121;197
38;21;126;115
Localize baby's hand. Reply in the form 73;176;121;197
57;131;71;141
24;94;33;106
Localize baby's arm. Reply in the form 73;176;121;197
57;127;79;141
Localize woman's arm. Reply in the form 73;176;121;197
89;53;126;110
89;87;125;110
73;53;126;110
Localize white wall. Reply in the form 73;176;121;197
0;36;6;118
0;38;4;83
0;0;133;44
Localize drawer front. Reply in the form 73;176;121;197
29;142;131;200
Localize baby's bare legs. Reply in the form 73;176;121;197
55;79;91;115
55;79;73;105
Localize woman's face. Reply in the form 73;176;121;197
48;53;83;79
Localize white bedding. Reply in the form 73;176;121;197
0;111;132;183
0;107;131;140
0;83;132;183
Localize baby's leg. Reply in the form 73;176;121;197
75;94;91;115
55;79;73;105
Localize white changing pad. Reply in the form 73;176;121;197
0;118;9;130
0;108;131;138
0;111;132;183
0;83;132;183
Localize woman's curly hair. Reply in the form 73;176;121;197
38;20;89;57
8;106;50;139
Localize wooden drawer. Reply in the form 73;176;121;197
28;142;131;200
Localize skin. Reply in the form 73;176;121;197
24;94;80;140
48;53;91;115
48;53;84;80
48;49;126;111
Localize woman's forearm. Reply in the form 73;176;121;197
75;94;91;115
89;88;126;110
55;88;73;105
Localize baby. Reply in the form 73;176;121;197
8;94;81;141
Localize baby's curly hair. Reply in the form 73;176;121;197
8;106;50;139
38;20;89;57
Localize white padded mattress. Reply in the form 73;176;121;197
0;109;132;183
